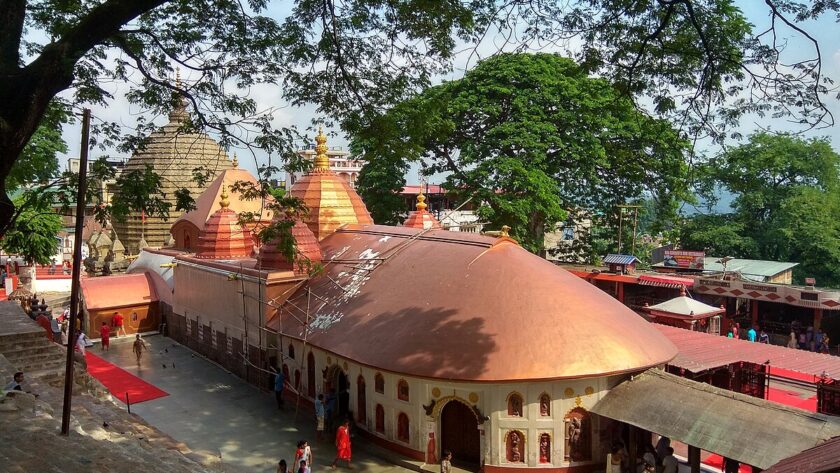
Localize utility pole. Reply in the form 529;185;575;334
617;204;642;255
61;108;91;435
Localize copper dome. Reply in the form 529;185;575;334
289;129;373;240
273;225;677;382
194;187;254;259
258;217;323;273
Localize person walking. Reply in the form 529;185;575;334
293;440;305;472
113;311;127;338
133;334;146;365
99;322;111;351
303;440;313;469
787;330;797;348
297;460;311;473
315;394;326;441
273;367;285;409
331;419;352;469
747;325;757;342
276;459;288;473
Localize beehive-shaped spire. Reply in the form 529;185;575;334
403;190;441;230
194;186;254;259
289;128;373;240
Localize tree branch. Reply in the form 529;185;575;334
0;0;25;69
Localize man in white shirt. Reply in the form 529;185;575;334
661;447;678;473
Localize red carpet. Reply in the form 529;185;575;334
769;366;817;383
703;454;752;472
767;386;817;412
85;352;168;404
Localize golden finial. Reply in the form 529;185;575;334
500;225;511;237
219;185;230;208
416;192;427;211
231;152;238;168
314;126;330;170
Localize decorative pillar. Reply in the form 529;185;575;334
751;301;759;326
814;309;824;331
688;445;701;473
617;282;625;304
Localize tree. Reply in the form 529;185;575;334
0;0;479;236
353;53;691;253
2;1;838;238
680;132;840;286
0;198;62;265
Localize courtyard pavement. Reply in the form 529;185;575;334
94;334;413;473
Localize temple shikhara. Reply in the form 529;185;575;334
75;130;840;473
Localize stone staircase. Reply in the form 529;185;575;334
0;330;66;383
0;301;220;473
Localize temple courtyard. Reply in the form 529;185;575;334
94;334;417;473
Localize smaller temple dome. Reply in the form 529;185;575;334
194;186;254;259
403;191;441;230
289;127;373;240
258;213;322;273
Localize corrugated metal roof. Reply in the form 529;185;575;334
764;435;840;473
591;369;840;469
653;257;798;280
655;324;840;380
603;254;638;265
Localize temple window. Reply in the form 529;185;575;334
539;393;551;416
507;392;524;417
505;430;525;463
397;413;410;442
375;373;384;394
397;379;409;401
375;404;385;433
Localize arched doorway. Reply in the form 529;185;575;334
325;365;350;422
440;400;480;468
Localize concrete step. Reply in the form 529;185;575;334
0;337;56;353
0;331;47;344
0;343;63;360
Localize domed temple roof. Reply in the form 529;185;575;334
258;216;322;273
289;128;372;240
403;191;441;230
112;82;230;253
194;187;254;259
272;225;677;382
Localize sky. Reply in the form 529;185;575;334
54;1;840;191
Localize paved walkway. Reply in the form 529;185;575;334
95;334;413;473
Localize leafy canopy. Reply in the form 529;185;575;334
681;132;840;286
354;53;691;253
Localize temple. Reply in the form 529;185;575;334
112;77;231;253
76;130;840;473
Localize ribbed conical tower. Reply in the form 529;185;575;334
403;190;441;230
289;128;373;240
258;213;322;273
195;187;254;259
113;71;230;253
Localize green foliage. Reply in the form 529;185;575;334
109;165;172;223
681;133;840;286
353;53;691;254
0;199;62;265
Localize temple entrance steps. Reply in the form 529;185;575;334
0;330;66;382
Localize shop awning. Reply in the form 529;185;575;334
591;369;840;470
638;274;694;288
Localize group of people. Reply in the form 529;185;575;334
608;437;679;473
275;420;353;472
727;323;771;344
786;323;831;353
727;321;832;354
